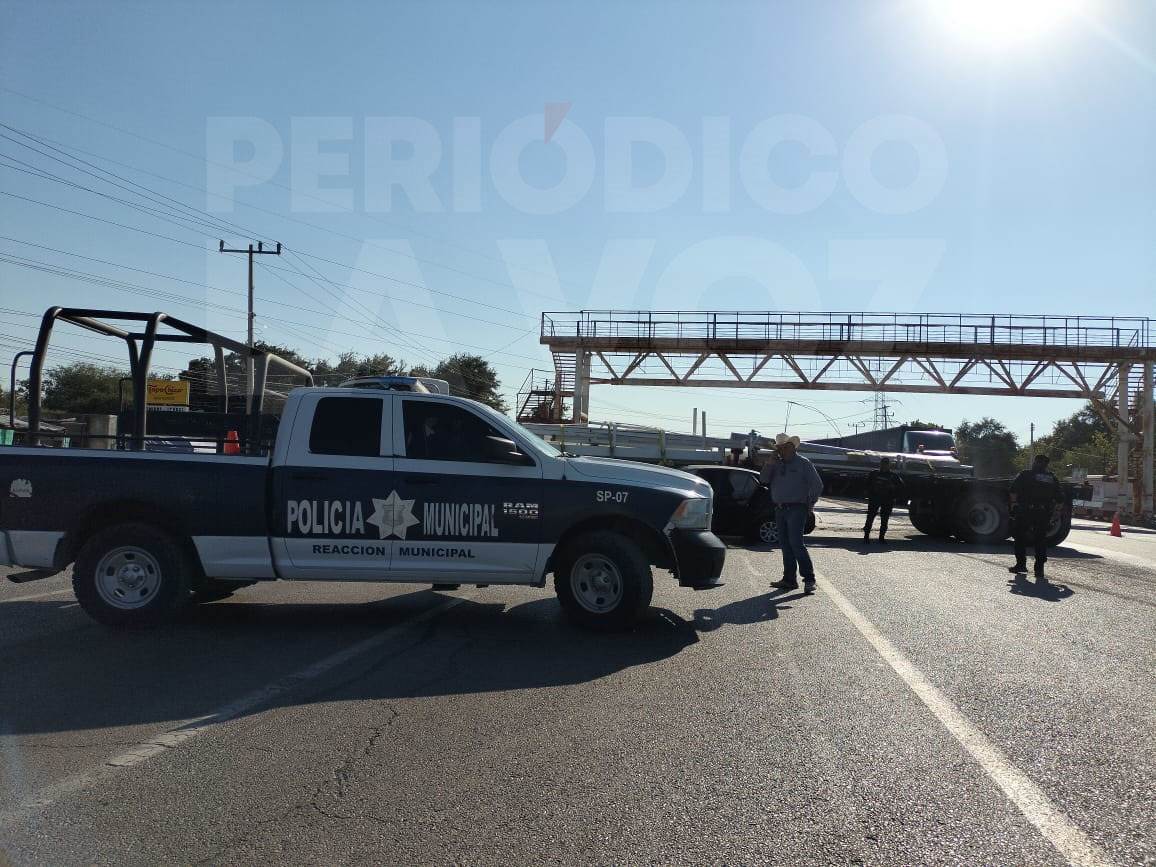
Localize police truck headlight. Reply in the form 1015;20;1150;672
669;496;712;530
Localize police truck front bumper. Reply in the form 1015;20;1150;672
671;529;726;589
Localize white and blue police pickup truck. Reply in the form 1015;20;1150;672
0;387;725;629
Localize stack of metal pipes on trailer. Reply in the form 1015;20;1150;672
521;422;732;464
735;432;975;480
522;421;973;479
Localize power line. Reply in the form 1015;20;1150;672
0;97;573;300
0;237;545;365
0;173;534;331
0;130;254;239
0;116;560;306
0;136;537;321
0;189;210;249
0;154;251;240
273;251;435;360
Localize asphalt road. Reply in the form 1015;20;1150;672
1;503;1154;866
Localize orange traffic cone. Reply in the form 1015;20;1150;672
223;429;240;456
1109;512;1123;537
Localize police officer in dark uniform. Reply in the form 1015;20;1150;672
863;457;906;544
1009;454;1064;580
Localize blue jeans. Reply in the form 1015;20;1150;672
775;503;814;581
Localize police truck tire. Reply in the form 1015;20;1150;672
554;532;654;630
73;523;194;627
954;493;1011;545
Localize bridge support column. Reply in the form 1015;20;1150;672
572;351;591;423
552;373;564;422
1117;363;1132;516
1142;361;1154;518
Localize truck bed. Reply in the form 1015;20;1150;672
1;448;269;571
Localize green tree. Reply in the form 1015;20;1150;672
412;354;508;412
182;341;314;410
180;343;507;413
1027;403;1116;474
0;380;26;420
312;351;406;383
955;417;1021;478
39;362;128;415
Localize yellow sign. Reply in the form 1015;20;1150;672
147;379;190;406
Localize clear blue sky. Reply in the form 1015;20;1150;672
1;0;1153;444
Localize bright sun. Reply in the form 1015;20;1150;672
932;0;1087;49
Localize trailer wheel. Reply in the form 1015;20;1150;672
554;531;653;630
954;494;1010;545
1044;504;1073;547
73;523;194;627
909;504;951;538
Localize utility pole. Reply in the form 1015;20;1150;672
1028;422;1035;465
219;240;281;406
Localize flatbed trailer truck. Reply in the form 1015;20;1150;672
529;424;1089;548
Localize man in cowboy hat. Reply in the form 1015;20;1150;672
763;433;824;594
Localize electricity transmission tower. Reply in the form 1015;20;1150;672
873;392;894;430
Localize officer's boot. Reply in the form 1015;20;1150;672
1008;560;1028;573
1034;560;1046;581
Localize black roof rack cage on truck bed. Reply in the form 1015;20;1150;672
13;307;314;455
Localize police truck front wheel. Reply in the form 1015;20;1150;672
73;523;194;627
554;532;654;630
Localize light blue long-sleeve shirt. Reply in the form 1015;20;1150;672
764;454;824;506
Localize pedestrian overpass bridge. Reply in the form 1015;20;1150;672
517;310;1155;517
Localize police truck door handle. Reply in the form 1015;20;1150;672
290;471;330;481
403;474;438;484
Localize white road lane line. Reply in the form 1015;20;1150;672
818;575;1116;867
0;592;469;825
1;586;71;604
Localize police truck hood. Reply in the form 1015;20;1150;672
562;456;711;497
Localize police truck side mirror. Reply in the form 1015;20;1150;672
483;435;534;466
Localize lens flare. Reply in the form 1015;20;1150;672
932;0;1086;48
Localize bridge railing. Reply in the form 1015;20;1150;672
540;311;1152;350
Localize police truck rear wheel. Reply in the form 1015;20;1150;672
74;523;194;627
554;532;653;630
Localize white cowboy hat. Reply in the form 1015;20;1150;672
775;433;801;448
